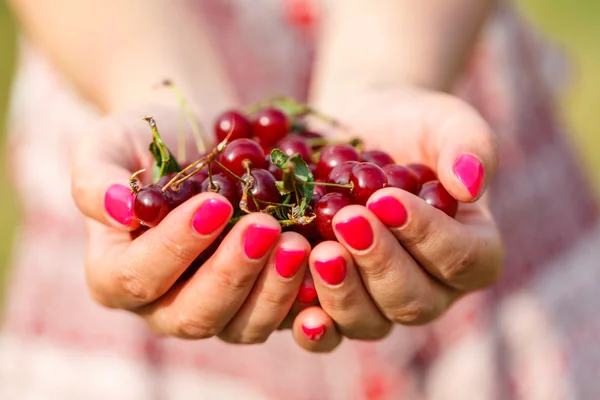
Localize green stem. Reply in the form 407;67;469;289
305;181;354;190
213;160;245;182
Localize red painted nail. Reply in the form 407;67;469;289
298;271;317;303
367;196;408;228
243;224;279;259
314;257;346;286
334;216;373;251
274;248;305;279
104;184;135;226
302;324;325;341
192;199;232;235
453;154;484;197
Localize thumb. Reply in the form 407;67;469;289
71;116;149;230
427;95;499;202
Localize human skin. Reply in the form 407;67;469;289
8;0;501;351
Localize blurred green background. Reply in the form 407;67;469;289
0;1;599;299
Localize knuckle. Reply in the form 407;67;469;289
210;264;257;293
172;312;217;339
116;268;160;305
344;321;393;341
442;243;478;287
158;234;196;265
259;289;292;311
321;291;358;314
220;329;270;345
390;299;438;326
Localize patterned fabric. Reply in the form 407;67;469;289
1;1;599;399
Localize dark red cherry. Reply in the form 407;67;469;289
408;163;437;185
383;164;420;194
418;181;458;218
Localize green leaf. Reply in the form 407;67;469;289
269;149;314;216
145;117;181;182
270;149;288;169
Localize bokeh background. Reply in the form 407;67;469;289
0;0;599;303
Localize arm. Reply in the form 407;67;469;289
7;0;235;117
310;0;496;112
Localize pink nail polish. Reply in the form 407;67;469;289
302;324;325;341
367;196;408;228
453;154;484;197
314;257;346;286
274;248;305;279
104;184;135;226
298;271;318;303
335;216;373;251
192;199;232;235
243;224;279;259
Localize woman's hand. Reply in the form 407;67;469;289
71;106;312;344
290;89;503;352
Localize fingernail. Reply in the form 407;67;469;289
192;199;232;235
297;271;318;303
274;248;305;279
334;216;373;251
314;257;346;286
367;196;408;228
243;224;279;259
104;184;135;226
302;324;325;341
453;154;484;197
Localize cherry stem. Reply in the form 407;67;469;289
305;181;354;190
129;168;146;194
161;122;236;192
161;79;207;154
143;116;170;178
162;157;208;192
208;162;215;189
254;199;295;208
213;160;245;182
177;109;186;162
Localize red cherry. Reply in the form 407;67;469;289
326;161;359;196
360;150;395;167
314;192;352;241
253;108;290;145
383;164;420;194
418;181;458;217
349;163;388;205
316;144;360;179
408;163;437;185
219;138;265;176
214;110;252;143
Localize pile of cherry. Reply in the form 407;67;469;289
130;105;457;267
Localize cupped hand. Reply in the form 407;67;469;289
290;88;503;352
71;106;312;344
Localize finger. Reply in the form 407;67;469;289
332;204;460;325
309;241;392;339
292;306;342;353
138;213;281;339
277;270;320;331
218;232;311;344
71;116;151;230
366;188;503;292
86;192;233;309
425;94;499;202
